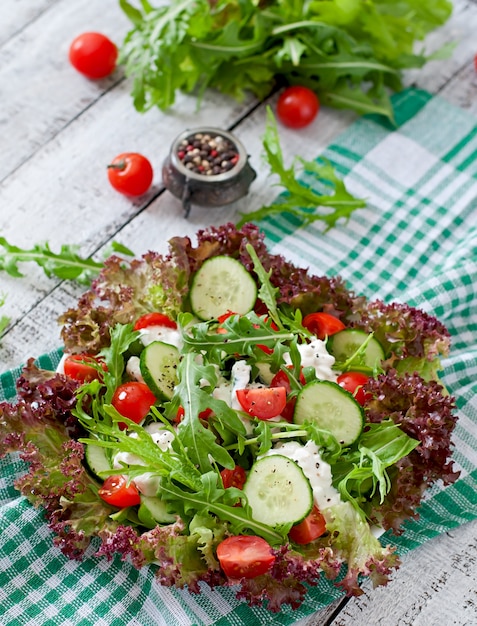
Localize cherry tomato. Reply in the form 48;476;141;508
98;475;141;508
107;153;153;196
112;382;156;429
68;32;117;79
337;371;371;406
276;86;320;129
270;366;306;422
133;312;177;331
63;353;107;382
288;506;327;544
174;406;213;423
236;387;287;420
302;312;345;339
220;465;247;490
216;535;275;579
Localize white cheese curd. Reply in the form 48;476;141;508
138;325;183;350
262;440;341;513
126;356;144;383
285;339;337;382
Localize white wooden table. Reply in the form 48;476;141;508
1;1;476;624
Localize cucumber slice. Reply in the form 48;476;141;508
138;495;176;527
190;255;257;320
294;380;364;446
329;329;385;369
243;455;313;526
140;341;179;400
84;443;112;480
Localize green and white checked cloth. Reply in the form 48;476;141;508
1;88;476;626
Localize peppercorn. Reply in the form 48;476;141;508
177;132;239;176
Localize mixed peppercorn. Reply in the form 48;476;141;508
176;132;239;176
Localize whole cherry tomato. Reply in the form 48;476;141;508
107;153;154;196
216;535;275;579
68;32;117;79
112;382;156;429
98;475;141;508
337;371;371;406
276;86;320;129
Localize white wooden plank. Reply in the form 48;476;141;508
0;0;59;46
0;0;130;181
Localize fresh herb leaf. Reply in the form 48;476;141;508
0;237;134;286
237;108;366;228
119;0;452;118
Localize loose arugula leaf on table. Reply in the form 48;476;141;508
119;0;452;118
236;108;366;228
0;237;134;286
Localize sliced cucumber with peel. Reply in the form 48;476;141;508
190;255;257;320
140;341;179;400
84;443;112;480
329;329;385;370
243;455;313;526
294;380;364;446
138;495;176;527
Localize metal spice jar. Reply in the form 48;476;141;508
162;127;256;217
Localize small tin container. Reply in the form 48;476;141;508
162;127;256;217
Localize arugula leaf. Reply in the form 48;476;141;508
0;237;134;286
119;0;452;117
236;108;366;228
99;323;139;403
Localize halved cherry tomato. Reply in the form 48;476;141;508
216;310;237;334
236;387;287;420
69;32;117;79
107;152;153;197
220;465;247;490
337;372;371;406
133;312;177;331
302;312;345;339
216;535;275;579
288;506;327;544
270;366;306;422
63;354;107;382
112;382;156;429
98;475;141;508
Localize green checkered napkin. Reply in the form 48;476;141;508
1;88;476;626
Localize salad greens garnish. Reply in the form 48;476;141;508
0;224;459;611
237;108;366;228
118;0;452;119
0;236;134;286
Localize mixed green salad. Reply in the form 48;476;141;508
0;224;459;610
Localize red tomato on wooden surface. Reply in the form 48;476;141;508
98;475;141;508
276;86;320;129
302;312;345;339
133;312;177;331
216;535;275;579
236;387;287;420
63;354;106;382
112;382;156;429
69;32;117;79
220;465;247;490
288;506;327;544
107;153;153;196
337;371;371;406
